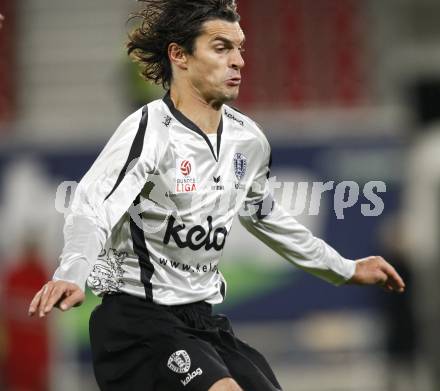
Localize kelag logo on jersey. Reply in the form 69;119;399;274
164;215;227;251
176;158;197;193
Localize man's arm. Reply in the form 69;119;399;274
239;136;405;292
29;107;166;317
239;199;357;285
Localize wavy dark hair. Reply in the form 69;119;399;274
127;0;240;89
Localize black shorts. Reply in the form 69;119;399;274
89;293;282;391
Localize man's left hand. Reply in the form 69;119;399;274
347;256;405;293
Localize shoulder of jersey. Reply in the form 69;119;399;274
111;100;172;150
140;97;182;136
118;106;145;130
116;98;172;137
225;105;269;143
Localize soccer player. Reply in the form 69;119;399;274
29;1;405;390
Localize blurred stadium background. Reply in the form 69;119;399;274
0;0;440;390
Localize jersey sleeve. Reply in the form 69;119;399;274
53;107;165;291
238;135;356;286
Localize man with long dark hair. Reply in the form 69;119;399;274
29;1;405;390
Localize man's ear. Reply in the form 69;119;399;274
168;43;188;70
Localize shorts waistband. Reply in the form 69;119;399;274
102;292;212;316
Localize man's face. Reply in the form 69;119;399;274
185;19;245;105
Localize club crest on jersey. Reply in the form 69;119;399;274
167;350;191;374
233;153;247;181
176;158;197;193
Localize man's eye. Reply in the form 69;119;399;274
215;47;226;52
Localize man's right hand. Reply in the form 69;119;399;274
28;280;85;318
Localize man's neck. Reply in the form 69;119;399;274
169;84;223;135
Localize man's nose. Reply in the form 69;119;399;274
230;48;245;70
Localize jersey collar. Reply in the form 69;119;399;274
163;91;223;162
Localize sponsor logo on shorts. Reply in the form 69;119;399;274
181;368;203;386
167;350;191;374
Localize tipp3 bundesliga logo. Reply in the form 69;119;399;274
167;350;203;386
176;158;198;193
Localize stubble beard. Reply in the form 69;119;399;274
217;86;240;106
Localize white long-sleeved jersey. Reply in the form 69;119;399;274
53;93;356;305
